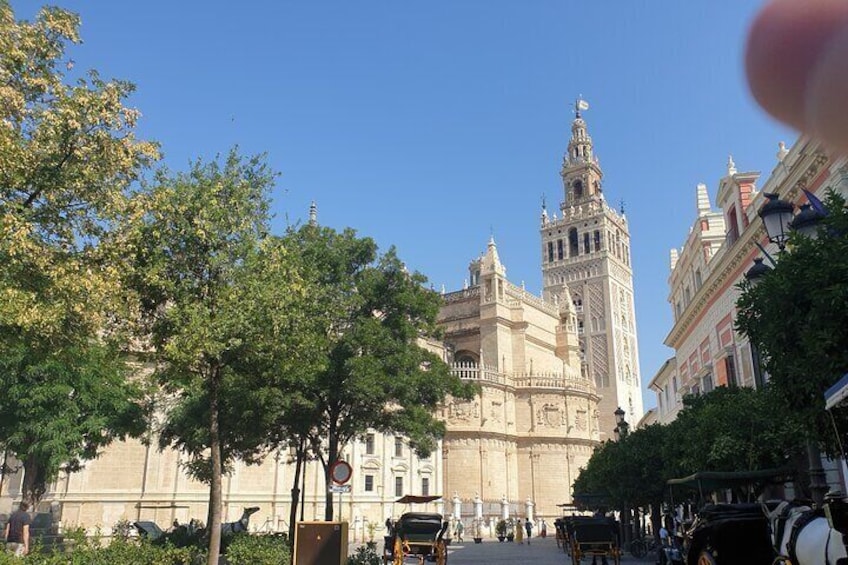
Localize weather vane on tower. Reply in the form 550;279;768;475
574;96;590;118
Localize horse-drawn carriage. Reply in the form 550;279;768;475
382;495;449;565
383;512;449;565
667;468;798;565
562;515;621;565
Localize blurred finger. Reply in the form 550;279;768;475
745;0;848;143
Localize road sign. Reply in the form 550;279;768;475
330;460;353;485
329;483;351;493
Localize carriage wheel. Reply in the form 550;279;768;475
435;539;448;565
697;550;718;565
393;537;404;565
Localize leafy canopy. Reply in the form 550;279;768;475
0;4;157;504
736;191;848;453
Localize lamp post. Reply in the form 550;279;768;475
613;406;629;441
748;191;829;507
612;407;632;545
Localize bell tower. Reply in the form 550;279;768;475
540;99;644;437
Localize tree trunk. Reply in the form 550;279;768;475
22;455;47;508
324;426;339;521
207;371;223;565
288;440;304;542
650;500;662;543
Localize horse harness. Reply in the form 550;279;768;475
772;502;831;565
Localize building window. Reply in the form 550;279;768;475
395;476;404;497
421;477;430;497
594;231;601;252
569;228;579;257
573;180;584;198
557;239;564;260
702;373;714;393
578;320;584;335
672;376;678;395
365;433;375;455
583;233;590;254
394;437;403;458
547;241;554;263
727;208;739;245
725;355;738;387
694;269;702;290
364;474;374;492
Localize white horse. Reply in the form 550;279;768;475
765;501;847;565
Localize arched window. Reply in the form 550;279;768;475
569;228;579;257
573;180;584;199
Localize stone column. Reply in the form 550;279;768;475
501;495;509;520
525;497;534;521
474;493;483;520
452;492;462;521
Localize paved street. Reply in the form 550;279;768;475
442;536;649;565
353;536;652;565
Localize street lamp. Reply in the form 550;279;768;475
758;192;796;251
743;257;773;285
613;407;629;441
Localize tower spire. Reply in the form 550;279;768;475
565;98;596;168
308;201;318;226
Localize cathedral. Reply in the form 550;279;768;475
0;104;644;536
438;101;644;519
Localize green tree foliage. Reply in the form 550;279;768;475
279;224;475;520
667;386;804;474
736;192;848;453
125;149;312;565
574;387;804;520
0;5;158;505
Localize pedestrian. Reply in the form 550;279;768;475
524;517;533;545
515;518;523;544
454;520;464;542
4;501;31;556
541;519;547;538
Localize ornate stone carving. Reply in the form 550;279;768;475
450;400;479;422
536;403;565;427
490;400;503;423
574;409;587;431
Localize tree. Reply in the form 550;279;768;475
125;149;312;565
667;386;804;476
0;5;158;505
278;224;475;520
736;191;848;455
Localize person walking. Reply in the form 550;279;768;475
4;501;31;556
524;518;533;545
454;520;464;542
541;519;547;538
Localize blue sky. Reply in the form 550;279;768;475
14;1;793;410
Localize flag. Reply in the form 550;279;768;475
577;99;590;111
803;188;828;216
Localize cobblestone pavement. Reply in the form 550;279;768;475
353;535;654;565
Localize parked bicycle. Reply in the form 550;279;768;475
628;536;657;558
